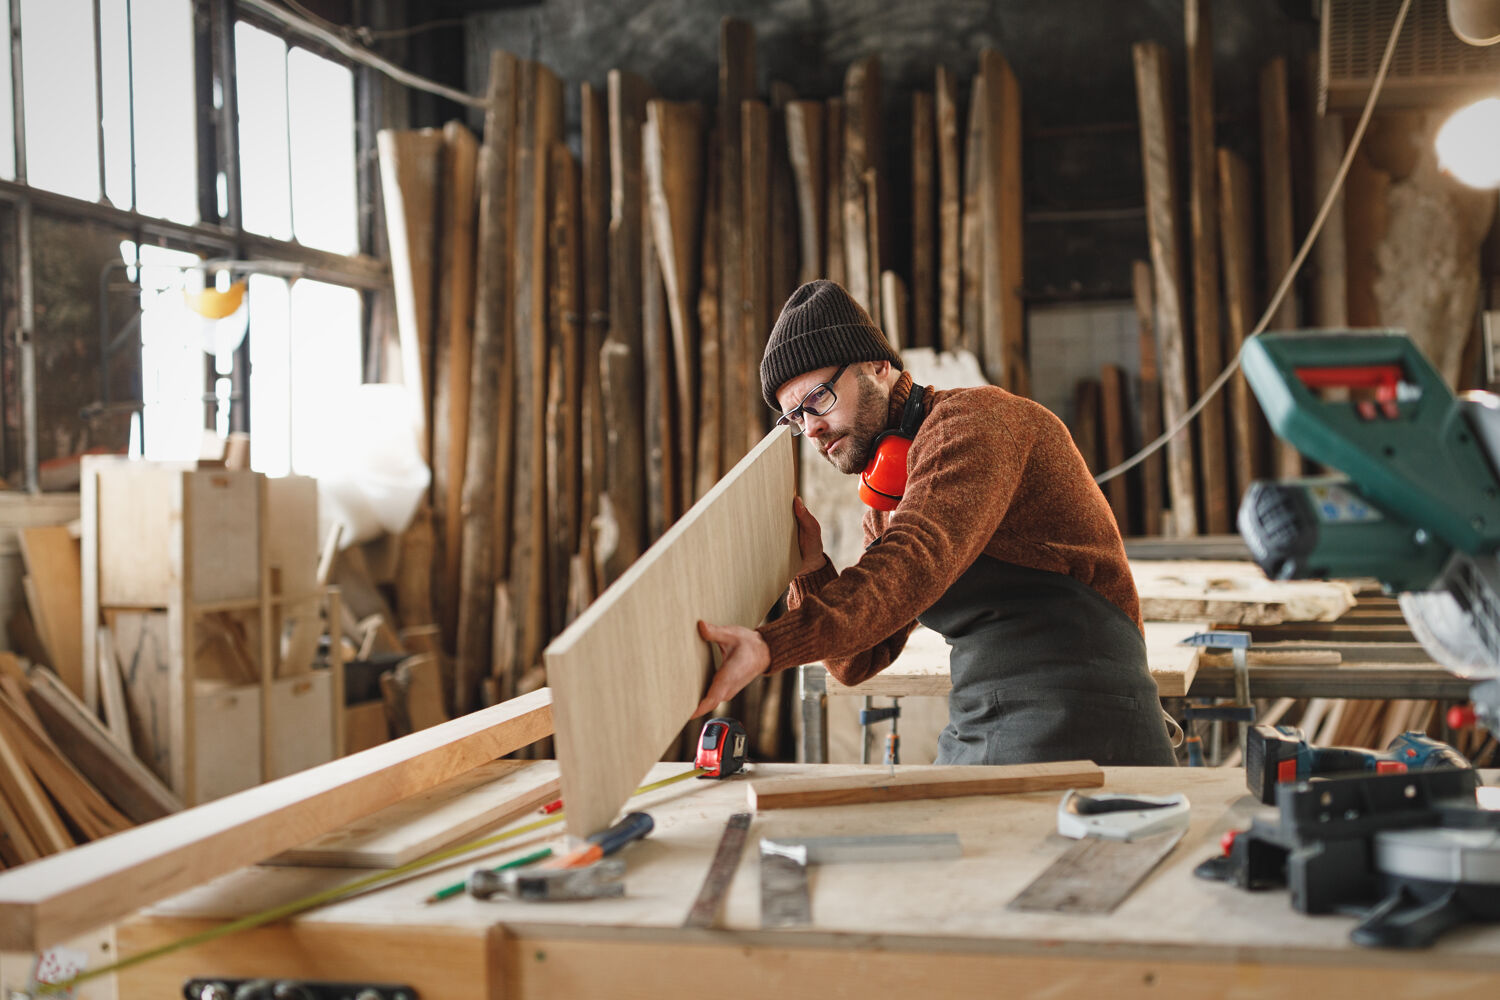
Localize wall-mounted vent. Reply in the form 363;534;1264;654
1322;0;1500;113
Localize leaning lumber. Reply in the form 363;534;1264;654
911;89;936;350
978;49;1025;394
1133;261;1166;537
1133;41;1197;537
1217;147;1259;499
785;100;824;284
1185;0;1229;533
579;82;610;603
823;98;845;287
842;56;880;323
935;66;962;353
747;761;1104;811
1259;57;1302;481
455;51;517;713
743;99;772;453
545;141;582;637
0;688;553;951
718;18;756;475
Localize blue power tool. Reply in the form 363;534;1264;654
1245;723;1471;804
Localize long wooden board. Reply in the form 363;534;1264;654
17;525;84;700
545;429;798;839
747;761;1104;811
271;759;560;868
0;687;552;950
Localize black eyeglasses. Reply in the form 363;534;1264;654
774;364;849;436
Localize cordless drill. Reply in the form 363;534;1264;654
1245;724;1472;804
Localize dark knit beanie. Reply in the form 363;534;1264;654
760;280;904;409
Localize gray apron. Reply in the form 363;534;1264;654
917;555;1177;766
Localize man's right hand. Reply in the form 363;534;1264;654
793;496;825;576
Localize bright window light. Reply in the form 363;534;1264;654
134;241;212;462
99;0;132;208
248;274;292;477
1436;97;1500;190
130;0;197;223
236;22;292;239
288;48;358;254
21;0;99;201
288;280;362;472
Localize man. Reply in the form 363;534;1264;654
696;279;1176;766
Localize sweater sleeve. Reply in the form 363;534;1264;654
758;389;1034;682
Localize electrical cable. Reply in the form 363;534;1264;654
1093;0;1413;486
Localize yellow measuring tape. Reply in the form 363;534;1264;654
38;765;709;996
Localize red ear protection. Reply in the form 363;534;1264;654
859;386;927;511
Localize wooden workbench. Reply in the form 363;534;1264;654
114;763;1500;998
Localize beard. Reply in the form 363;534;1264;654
820;375;889;475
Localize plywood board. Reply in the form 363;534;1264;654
17;526;84;700
265;475;319;601
747;761;1104;811
185;469;261;605
0;686;552;951
1133;560;1357;625
266;671;336;781
271;759;560;868
95;460;176;607
546;428;798;839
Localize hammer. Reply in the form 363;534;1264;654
468;812;654;902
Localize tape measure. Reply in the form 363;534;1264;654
695;717;748;778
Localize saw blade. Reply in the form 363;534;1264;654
1007;827;1186;915
684;812;752;928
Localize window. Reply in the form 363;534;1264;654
21;0;99;201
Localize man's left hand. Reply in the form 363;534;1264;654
693;620;771;717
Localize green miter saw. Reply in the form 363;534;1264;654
1237;330;1500;733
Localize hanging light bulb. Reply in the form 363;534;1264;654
181;279;250;355
1436;97;1500;189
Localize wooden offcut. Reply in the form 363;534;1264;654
747;761;1104;811
0;687;553;951
545;429;798;839
785;100;824;284
17;525;84;700
1133;42;1197;537
1133;560;1357;625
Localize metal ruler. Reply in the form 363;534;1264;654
1006;827;1187;915
683;812;752;928
759;842;812;927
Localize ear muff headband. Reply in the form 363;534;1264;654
858;388;926;511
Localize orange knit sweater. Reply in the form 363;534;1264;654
758;371;1141;687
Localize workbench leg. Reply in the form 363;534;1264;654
796;664;827;764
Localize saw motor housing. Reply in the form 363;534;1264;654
1237;331;1500;732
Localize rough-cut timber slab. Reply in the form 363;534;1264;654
747;761;1104;811
546;429;798;839
1133;560;1357;625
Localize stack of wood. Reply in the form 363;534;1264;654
1061;1;1310;540
0;655;180;870
379;22;1029;744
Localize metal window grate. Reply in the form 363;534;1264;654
1322;0;1500;112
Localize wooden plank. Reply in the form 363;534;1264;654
880;271;908;351
743;99;772;453
960;74;984;360
545;140;582;637
695;133;724;504
645;98;706;512
768;81;800;325
1132;560;1357;625
1133;260;1164;536
978;50;1025;394
936;66;962;354
454;52;516;712
579;81;610;607
1099;364;1130;529
23;665;182;825
109;609;174;784
747;761;1104;811
1185;0;1229;533
1310;90;1348;332
0;689;130;840
841;56;879;322
1071;378;1099;472
271;759;560;868
17;526;84;701
718;17;756;475
432;121;479;645
1258;56;1301;481
1217;147;1259;499
545;429;798;839
376;128;443;461
510;61;564;684
785;101;824;285
0;719;72;854
0;687;553;951
911;89;936;349
380;653;450;738
640;149;675;543
823;98;845;287
1133;42;1197;537
598;70;655;589
94;624;131;751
